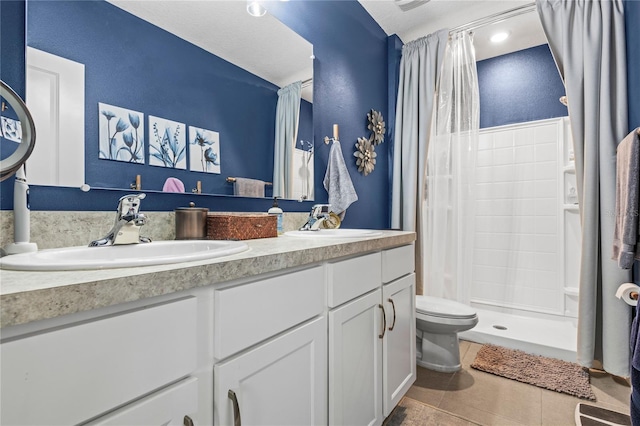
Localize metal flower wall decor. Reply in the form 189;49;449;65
354;137;376;176
353;109;385;176
367;109;385;145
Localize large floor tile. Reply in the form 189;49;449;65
436;400;528;426
589;370;631;411
384;397;480;426
440;367;542;426
540;388;588;426
460;341;483;367
405;365;456;406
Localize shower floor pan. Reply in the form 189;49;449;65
459;307;578;363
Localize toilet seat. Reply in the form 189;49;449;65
416;295;476;320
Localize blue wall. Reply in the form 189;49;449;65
477;44;567;128
1;1;25;97
267;1;390;229
1;0;391;230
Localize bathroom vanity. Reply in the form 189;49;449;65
0;231;415;426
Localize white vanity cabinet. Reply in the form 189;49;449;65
212;266;327;426
0;236;417;426
0;297;199;426
328;244;416;426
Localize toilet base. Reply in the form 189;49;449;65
417;331;462;373
416;358;461;373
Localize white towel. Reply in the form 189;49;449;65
323;141;358;217
234;177;265;198
612;128;640;269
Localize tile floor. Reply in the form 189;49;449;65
400;340;631;426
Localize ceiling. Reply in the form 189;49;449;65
359;0;547;60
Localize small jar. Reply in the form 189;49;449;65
175;202;209;239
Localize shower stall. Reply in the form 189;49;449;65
411;2;582;362
459;117;580;362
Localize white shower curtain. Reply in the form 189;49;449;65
537;0;631;377
391;30;449;295
424;31;479;302
273;81;302;199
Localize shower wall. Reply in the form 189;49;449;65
471;117;579;318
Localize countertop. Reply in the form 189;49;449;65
0;230;415;328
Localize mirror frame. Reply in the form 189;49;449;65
0;80;36;181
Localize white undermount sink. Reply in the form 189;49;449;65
0;240;249;271
284;229;383;238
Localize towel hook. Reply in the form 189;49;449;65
324;123;340;144
323;136;337;145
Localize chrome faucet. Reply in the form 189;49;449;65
299;204;331;231
89;193;151;246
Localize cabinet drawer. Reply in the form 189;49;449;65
1;297;197;426
86;377;198;426
382;244;415;284
328;252;381;308
214;266;325;360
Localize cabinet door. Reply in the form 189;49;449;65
329;289;384;426
214;316;327;426
382;274;416;416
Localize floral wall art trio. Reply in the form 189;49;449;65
98;102;221;174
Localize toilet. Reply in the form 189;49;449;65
415;295;478;372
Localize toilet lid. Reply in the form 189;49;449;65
416;296;477;319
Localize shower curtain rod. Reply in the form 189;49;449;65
449;2;536;34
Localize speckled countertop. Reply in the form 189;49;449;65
0;231;415;328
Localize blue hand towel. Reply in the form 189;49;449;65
323;141;358;217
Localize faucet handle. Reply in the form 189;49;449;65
117;193;146;216
118;193;146;202
310;204;331;218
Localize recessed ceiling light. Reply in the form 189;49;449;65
247;1;266;17
394;0;431;12
490;32;510;43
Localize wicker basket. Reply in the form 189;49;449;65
207;214;277;240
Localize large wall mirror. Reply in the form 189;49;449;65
24;0;314;201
